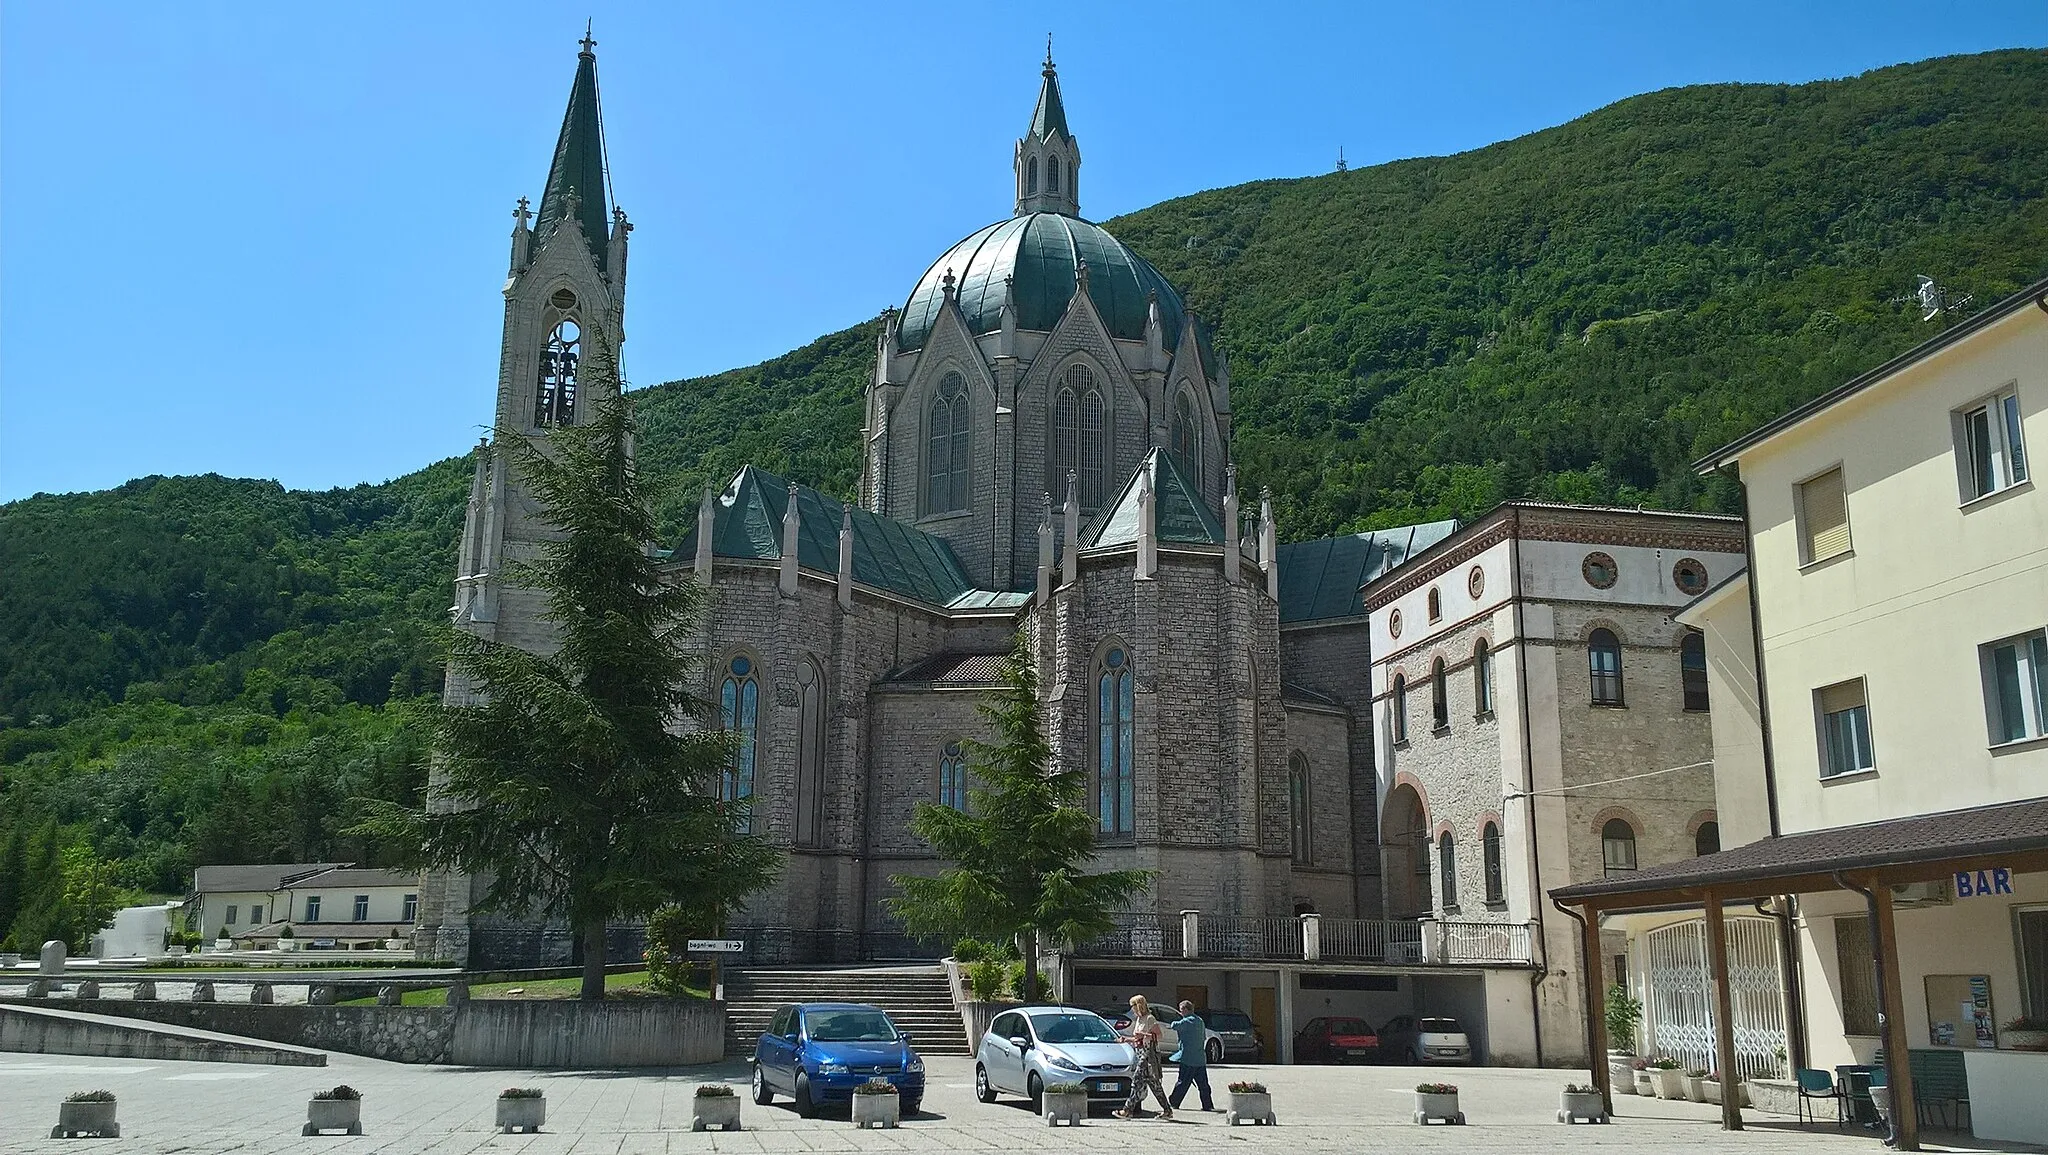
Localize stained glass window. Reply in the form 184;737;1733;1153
1097;646;1134;834
927;373;970;514
939;741;967;810
719;654;759;833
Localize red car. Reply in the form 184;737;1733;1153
1293;1016;1381;1064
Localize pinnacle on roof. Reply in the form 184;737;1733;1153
533;27;613;271
1028;39;1070;142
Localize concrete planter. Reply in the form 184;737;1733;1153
1043;1089;1087;1127
1558;1090;1607;1123
1228;1090;1275;1126
52;1100;120;1139
304;1098;363;1136
496;1095;545;1134
2001;1029;2048;1052
1744;1078;1796;1115
1414;1090;1463;1125
852;1088;900;1129
1608;1053;1637;1094
1;952;19;967
690;1094;742;1132
1684;1075;1709;1102
277;939;299;952
1649;1068;1687;1099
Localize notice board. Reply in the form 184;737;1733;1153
1923;973;1996;1048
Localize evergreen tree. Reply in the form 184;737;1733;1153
352;366;779;1000
888;635;1152;998
0;824;25;946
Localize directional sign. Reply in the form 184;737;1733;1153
687;939;745;953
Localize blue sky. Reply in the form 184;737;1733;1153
3;3;2042;502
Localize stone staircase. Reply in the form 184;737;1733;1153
723;965;964;1057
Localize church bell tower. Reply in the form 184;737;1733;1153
1014;41;1081;217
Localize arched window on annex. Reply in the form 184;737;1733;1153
1390;673;1409;744
1427;587;1442;623
1050;362;1111;511
939;739;967;811
1094;641;1136;836
1431;657;1450;732
1481;820;1504;905
1588;627;1625;707
1693;815;1721;857
1680;631;1709;712
794;656;827;847
1437;831;1459;912
1601;817;1638;876
925;371;971;516
1171;387;1203;491
1472;638;1495;718
717;652;762;834
535;287;582;428
1287;752;1311;864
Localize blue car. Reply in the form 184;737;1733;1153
750;1002;925;1117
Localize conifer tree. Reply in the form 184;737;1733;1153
888;635;1151;998
354;359;778;1000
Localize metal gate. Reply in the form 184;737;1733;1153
1642;916;1785;1079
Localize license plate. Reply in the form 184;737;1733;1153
1346;1049;1373;1056
1092;1080;1118;1091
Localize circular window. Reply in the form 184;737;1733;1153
1389;609;1404;639
550;288;578;310
1673;558;1709;596
730;655;751;677
1467;566;1485;599
1582;552;1618;590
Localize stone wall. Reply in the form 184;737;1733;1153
24;1000;454;1063
1279;620;1384;918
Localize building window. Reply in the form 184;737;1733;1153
2020;907;2048;1020
1427;587;1442;622
1482;821;1504;904
1473;641;1494;716
1956;387;2028;501
1681;631;1710;712
248;904;262;924
1589;628;1624;706
1051;365;1109;509
1582;552;1618;589
1695;821;1721;857
1601;819;1637;875
1389;609;1403;639
1431;658;1449;731
1673;557;1709;595
535;316;580;427
719;654;760;832
1467;565;1485;599
1288;752;1311;864
1026;156;1038;196
1437;833;1458;910
1047;154;1061;193
352;895;370;922
795;657;827;847
1834;916;1881;1035
1817;678;1875;777
1390;674;1408;743
304;896;322;922
1797;466;1852;565
939;740;967;811
225;905;238;925
1982;629;2048;745
1171;389;1202;490
402;894;418;923
1097;645;1135;835
926;372;970;514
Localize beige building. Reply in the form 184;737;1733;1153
192;863;421;951
1362;502;1745;1065
1554;275;2048;1148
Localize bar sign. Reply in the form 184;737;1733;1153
1955;868;2013;898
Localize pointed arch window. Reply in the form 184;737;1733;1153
1680;631;1709;712
535;316;581;427
1171;388;1203;490
1482;821;1504;904
1052;364;1110;509
1437;832;1458;910
926;372;970;515
1096;644;1135;835
1026;156;1039;197
1047;154;1061;193
1589;628;1625;706
795;657;826;847
1431;657;1449;731
1287;752;1311;864
718;654;760;834
939;740;968;811
1391;674;1409;743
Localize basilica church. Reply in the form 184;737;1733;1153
417;36;1451;968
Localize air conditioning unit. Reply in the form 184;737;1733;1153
1890;880;1951;908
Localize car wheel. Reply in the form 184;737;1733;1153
1208;1038;1223;1063
751;1065;773;1105
975;1062;998;1103
794;1074;816;1118
1027;1072;1043;1113
901;1097;922;1117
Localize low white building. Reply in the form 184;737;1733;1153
190;862;422;950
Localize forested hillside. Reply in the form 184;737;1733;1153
2;50;2043;948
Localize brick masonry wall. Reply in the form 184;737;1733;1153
1280;622;1383;917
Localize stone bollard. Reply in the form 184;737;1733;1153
39;940;67;976
75;980;100;1000
308;984;336;1006
376;985;401;1006
26;979;50;998
249;982;273;1005
444;982;470;1007
132;980;157;1001
191;980;216;1002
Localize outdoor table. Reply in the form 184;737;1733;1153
1836;1065;1880;1127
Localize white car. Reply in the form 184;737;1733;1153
975;1006;1136;1111
1379;1014;1473;1064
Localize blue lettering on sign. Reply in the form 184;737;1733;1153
1955;868;2015;898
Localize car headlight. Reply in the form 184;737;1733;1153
905;1055;924;1073
1043;1054;1084;1074
817;1062;851;1075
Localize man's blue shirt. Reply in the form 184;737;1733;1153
1167;1013;1207;1066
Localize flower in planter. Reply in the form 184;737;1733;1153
1651;1057;1682;1070
1228;1081;1268;1095
1046;1082;1086;1095
311;1085;362;1101
1415;1083;1459;1095
695;1084;736;1098
499;1087;544;1099
65;1091;116;1103
1630;1057;1649;1070
853;1079;898;1096
1563;1084;1596;1095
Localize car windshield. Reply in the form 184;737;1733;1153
805;1010;899;1042
1329;1018;1374;1035
1031;1013;1119;1044
1419;1018;1461;1033
1202;1011;1252;1030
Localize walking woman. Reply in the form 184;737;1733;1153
1114;994;1174;1120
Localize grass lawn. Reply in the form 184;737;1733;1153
343;969;707;1006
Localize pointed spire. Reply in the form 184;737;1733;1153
1036;493;1055;607
695;486;716;584
1030;37;1069;142
837;505;855;611
1259;487;1279;600
779;483;801;596
534;30;612;271
1061;470;1080;588
1134;465;1157;582
1015;40;1081;218
1222;465;1241;585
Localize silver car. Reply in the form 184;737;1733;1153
975;1006;1135;1111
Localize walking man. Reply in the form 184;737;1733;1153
1167;1000;1215;1112
1113;994;1173;1120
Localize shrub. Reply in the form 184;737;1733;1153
1007;961;1047;1002
311;1085;361;1101
952;938;986;963
65;1090;116;1103
1046;1082;1086;1094
1686;1068;1709;1078
1228;1081;1267;1094
499;1087;544;1099
644;904;707;997
853;1079;897;1095
1563;1083;1596;1094
1416;1082;1459;1095
1603;983;1642;1052
695;1084;735;1098
966;957;1007;1001
1651;1057;1682;1070
278;925;295;939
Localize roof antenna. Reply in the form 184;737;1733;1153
1336;145;1347;173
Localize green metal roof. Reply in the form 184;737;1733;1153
1276;520;1458;624
1083;449;1226;549
677;466;1015;609
533;43;611;271
898;213;1185;351
1029;61;1069;141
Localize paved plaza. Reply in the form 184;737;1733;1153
0;1050;2032;1154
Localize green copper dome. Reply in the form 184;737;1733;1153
897;213;1186;352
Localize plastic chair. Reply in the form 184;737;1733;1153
1796;1068;1845;1128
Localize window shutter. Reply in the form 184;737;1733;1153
1801;468;1850;561
1817;679;1864;715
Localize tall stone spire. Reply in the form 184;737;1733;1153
533;26;613;270
1014;40;1081;218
